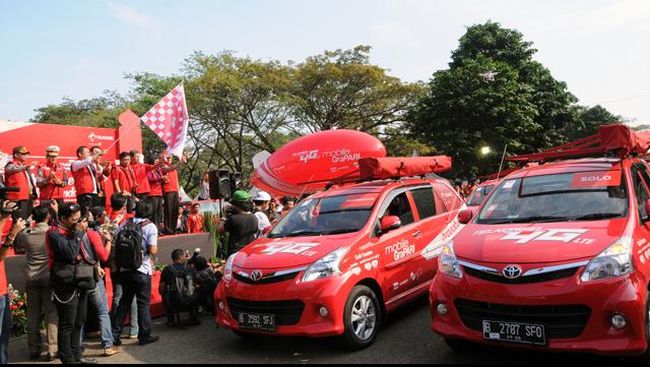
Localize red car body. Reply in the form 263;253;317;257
215;177;463;348
430;157;650;356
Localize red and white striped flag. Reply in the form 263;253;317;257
140;82;189;160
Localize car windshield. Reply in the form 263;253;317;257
466;185;495;206
477;171;628;224
268;193;377;238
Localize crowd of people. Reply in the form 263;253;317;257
453;178;482;200
0;143;307;364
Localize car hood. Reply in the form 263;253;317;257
453;218;628;264
233;233;359;270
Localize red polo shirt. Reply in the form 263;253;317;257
162;166;179;193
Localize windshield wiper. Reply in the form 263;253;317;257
571;213;624;221
487;216;569;224
280;230;323;238
322;228;360;235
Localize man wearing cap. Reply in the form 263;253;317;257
3;146;38;220
252;191;272;237
71;146;103;217
218;190;258;257
37;146;67;209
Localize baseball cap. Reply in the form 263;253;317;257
253;191;271;202
12;146;29;155
46;145;60;157
232;190;251;202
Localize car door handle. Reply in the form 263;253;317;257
412;230;422;238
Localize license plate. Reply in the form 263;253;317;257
237;312;276;331
482;320;546;346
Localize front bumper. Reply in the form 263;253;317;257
430;269;648;356
214;274;352;337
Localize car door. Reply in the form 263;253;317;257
630;163;650;277
407;185;450;288
370;188;421;304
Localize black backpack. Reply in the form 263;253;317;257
168;265;197;310
114;219;150;270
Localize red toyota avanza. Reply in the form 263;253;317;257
431;125;650;358
215;176;463;349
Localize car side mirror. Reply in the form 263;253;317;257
380;215;401;234
645;200;650;222
458;208;474;224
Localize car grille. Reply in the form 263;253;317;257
455;299;591;339
233;271;300;285
227;298;305;326
463;266;579;284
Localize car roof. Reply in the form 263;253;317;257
505;157;625;179
310;177;447;198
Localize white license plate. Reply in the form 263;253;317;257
482;320;546;346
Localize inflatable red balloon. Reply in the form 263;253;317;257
253;129;387;196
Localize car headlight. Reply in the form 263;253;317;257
438;241;463;279
580;237;633;282
224;253;237;282
302;247;349;283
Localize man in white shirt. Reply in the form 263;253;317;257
71;146;103;216
111;200;159;347
252;191;272;237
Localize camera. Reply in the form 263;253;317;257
0;182;20;201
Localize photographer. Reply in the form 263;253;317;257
218;190;258;257
47;203;109;364
0;201;27;364
3;146;38;220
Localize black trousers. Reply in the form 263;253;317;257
52;286;88;364
148;196;164;228
163;192;179;235
111;271;152;343
76;194;97;217
12;199;33;221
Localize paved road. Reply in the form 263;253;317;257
8;298;643;364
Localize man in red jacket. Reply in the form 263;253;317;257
4;146;38;220
112;152;137;214
71;146;103;217
161;154;180;235
37;146;67;209
129;150;152;203
146;157;165;229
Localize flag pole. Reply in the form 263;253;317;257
496;144;508;180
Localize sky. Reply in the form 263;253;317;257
1;0;649;125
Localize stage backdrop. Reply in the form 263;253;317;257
0;110;142;201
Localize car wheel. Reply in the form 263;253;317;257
339;285;381;350
444;338;474;353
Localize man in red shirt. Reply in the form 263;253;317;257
4;146;38;220
112;152;138;214
71;146;103;217
37;146;67;209
186;203;204;234
0;202;27;363
99;160;115;216
129;150;152;203
161;154;180;235
146;157;165;229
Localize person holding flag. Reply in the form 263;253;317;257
139;82;190;235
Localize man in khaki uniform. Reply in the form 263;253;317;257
14;204;58;361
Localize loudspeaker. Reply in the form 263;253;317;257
208;169;233;200
230;172;242;194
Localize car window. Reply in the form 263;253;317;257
432;183;462;212
380;191;415;226
410;187;436;219
477;172;628;224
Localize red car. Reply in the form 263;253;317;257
215;177;464;349
430;151;650;357
465;179;499;208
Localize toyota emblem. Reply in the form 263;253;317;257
250;270;263;281
502;265;522;279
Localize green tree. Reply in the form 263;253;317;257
409;21;579;178
562;104;621;140
290;45;424;132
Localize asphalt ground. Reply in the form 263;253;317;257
8;297;644;364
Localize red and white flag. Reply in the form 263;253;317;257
140;82;189;160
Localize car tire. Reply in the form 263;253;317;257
444;338;474;353
339;285;381;350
